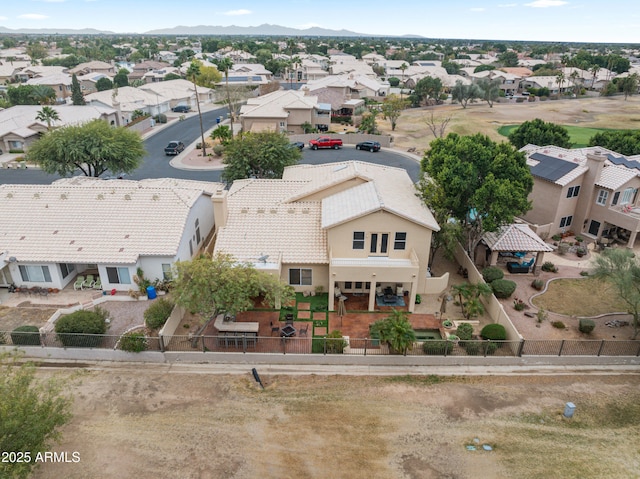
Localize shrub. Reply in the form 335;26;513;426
482;266;504;283
541;261;558;273
513;298;527;311
465;341;498;356
456;322;474;341
119;331;148;353
579;318;595;334
11;325;41;346
480;323;506;341
490;279;517;299
551;234;561;241
55;309;107;347
536;308;548;323
325;330;347;354
213;144;224;157
580;270;590;277
415;294;421;304
312;302;328;312
154;113;167;124
551;321;566;329
531;279;544;291
144;298;174;330
423;340;453;355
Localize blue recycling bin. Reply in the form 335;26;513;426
146;285;157;300
216;116;221;124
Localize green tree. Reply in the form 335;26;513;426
210;125;233;145
95;76;113;91
221;131;301;184
591;248;640;339
6;85;55;106
451;80;481;108
621;73;639;100
359;110;379;135
508;118;572;149
556;71;566;95
451;283;493;320
0;352;73;479
172;253;294;319
477;78;501;108
474;65;496;73
499;51;519;67
113;68;130;88
70;73;85;105
26;119;145;177
588;130;640;156
380;94;407;131
26;42;48;62
419;133;533;259
186;60;208;156
163;72;182;81
35;105;60;130
370;309;416;355
196;65;223;88
414;76;443;105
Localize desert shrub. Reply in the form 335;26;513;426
480;323;506;341
11;325;41;346
490;279;517;299
482;266;504;283
513;298;527;311
119;331;148;353
465;341;498;356
213;144;224;157
325;330;347;354
551;321;566;329
551;234;561;241
456;322;474;341
579;318;595;334
531;279;544;290
541;261;558;273
422;340;453;355
55;309;107;347
580;270;590;277
144;298;174;330
154;113;167;123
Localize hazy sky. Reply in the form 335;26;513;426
1;0;639;43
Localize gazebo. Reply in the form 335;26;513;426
481;224;553;273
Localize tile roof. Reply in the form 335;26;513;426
483;224;553;252
0;178;222;264
595;165;639;190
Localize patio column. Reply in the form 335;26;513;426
490;250;499;266
534;252;545;273
328;276;336;311
368;286;376;312
408;279;417;313
627;230;638;248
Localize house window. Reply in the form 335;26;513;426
59;263;75;279
612;192;620;206
370;233;389;254
596;190;609;206
289;268;312;286
106;267;131;284
621;187;637;205
566;186;580;198
195;218;201;244
355;282;363;289
161;263;172;281
344;281;352;290
394;232;407;250
19;265;52;283
559;216;573;228
353;231;365;250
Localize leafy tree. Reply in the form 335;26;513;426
419;133;533;259
196;65;223;88
414;76;443;105
499;51;519;67
186;60;208;156
0;352;73;479
451;80;481;108
388;76;400;87
35;106;60;130
452;283;492;320
474;65;496;73
221;131;301;183
6;85;55;106
26;42;48;61
477;78;501;108
95;76;113;91
113;68;130;88
70;73;85;105
26;119;145;177
588;130;640;156
442;60;461;75
508;118;572;149
380;94;407;131
359;110;379;135
210;125;233;145
370;309;416;355
172;253;294;319
163;72;182;81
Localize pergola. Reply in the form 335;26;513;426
481;224;553;273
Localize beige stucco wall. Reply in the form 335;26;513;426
280;263;329;292
523;180;564;231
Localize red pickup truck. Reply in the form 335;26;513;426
309;136;343;150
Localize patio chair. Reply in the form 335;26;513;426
73;276;85;290
92;278;102;290
270;321;280;336
82;274;95;289
299;324;309;337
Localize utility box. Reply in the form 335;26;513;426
563;402;576;418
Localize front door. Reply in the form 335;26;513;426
369;233;389;256
588;220;601;236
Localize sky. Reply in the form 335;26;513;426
1;0;639;44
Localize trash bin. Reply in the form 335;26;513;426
216;117;221;124
146;285;157;300
563;402;576;418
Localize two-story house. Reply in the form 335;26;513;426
213;161;441;313
521;145;640;247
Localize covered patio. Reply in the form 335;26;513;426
479;223;553;273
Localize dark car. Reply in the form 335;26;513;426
355;141;381;152
289;141;305;150
164;141;185;156
172;105;191;113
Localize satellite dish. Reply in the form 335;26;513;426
257;254;269;263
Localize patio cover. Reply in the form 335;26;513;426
482;223;553;272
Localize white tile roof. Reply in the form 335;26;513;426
240;90;318;118
322;182;381;228
0;178;223;264
596;165;639;190
85;86;170;112
483;224;553;252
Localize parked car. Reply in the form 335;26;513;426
355;141;381;152
309;137;343;150
289;141;305;150
164;141;185;155
172;105;191;113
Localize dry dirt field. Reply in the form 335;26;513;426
380;95;640;154
28;367;640;479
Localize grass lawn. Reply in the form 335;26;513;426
497;124;628;148
531;277;628;316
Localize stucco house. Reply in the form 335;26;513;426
85;86;171;121
0;178;223;292
25;73;72;103
520;145;640;247
239;89;331;134
69;61;115;76
213;161;442;313
139;79;215;110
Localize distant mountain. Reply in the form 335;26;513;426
0;26;115;35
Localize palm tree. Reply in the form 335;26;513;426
186;60;207;156
217;57;234;136
399;62;408;98
370;309;416;355
569;70;580;96
35;106;60;131
590;65;601;91
556;72;566;96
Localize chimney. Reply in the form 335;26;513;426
573;150;607;236
211;189;228;230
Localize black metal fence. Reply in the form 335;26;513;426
2;331;639;357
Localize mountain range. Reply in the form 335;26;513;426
0;23;422;37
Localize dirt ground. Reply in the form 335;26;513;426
28;367;640;479
380;95;640;154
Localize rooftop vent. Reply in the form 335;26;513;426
60;193;68;200
124;194;131;200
